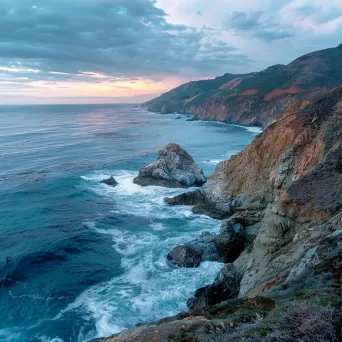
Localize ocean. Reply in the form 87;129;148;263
0;104;261;342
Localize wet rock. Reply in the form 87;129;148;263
167;245;201;267
192;203;231;220
164;189;231;219
187;264;240;310
100;176;118;187
214;219;246;263
164;189;206;206
167;232;223;267
134;143;206;188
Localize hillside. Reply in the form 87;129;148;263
144;45;342;127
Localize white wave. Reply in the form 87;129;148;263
38;337;64;342
150;222;166;231
75;169;222;340
57;257;222;340
245;126;263;134
195;120;263;134
82;170;196;220
202;159;223;165
0;329;23;342
228;124;263;134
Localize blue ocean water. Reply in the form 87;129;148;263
0;104;261;342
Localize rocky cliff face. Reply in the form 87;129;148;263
144;45;342;127
182;86;342;298
93;88;342;342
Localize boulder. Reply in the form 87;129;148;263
100;176;118;187
167;245;201;267
134;143;206;188
167;232;223;267
167;218;248;269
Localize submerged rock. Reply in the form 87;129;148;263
134;143;206;188
100;176;118;187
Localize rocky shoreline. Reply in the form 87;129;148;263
91;87;342;342
143;46;342;128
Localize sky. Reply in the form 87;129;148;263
0;0;342;105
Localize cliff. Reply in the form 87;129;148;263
95;87;342;341
144;45;342;127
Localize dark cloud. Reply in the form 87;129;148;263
0;0;249;84
224;11;293;41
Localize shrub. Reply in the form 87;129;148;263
294;289;316;299
315;294;342;308
267;302;338;342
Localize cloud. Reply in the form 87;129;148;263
280;0;342;35
0;0;249;87
224;11;294;41
1;0;341;104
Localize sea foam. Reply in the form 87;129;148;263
56;170;222;339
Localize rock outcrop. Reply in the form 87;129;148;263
134;143;206;188
165;86;342;300
187;264;240;310
100;176;118;187
144;46;342;127
167;244;202;268
167;232;222;267
167;217;256;268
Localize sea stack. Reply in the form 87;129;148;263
134;143;206;188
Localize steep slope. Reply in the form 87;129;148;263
144;45;342;127
169;85;342;297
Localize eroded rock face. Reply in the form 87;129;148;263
167;219;249;268
134;143;206;188
214;219;246;263
187;87;342;301
164;188;232;219
187;264;240;310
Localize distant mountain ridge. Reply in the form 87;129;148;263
144;45;342;127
